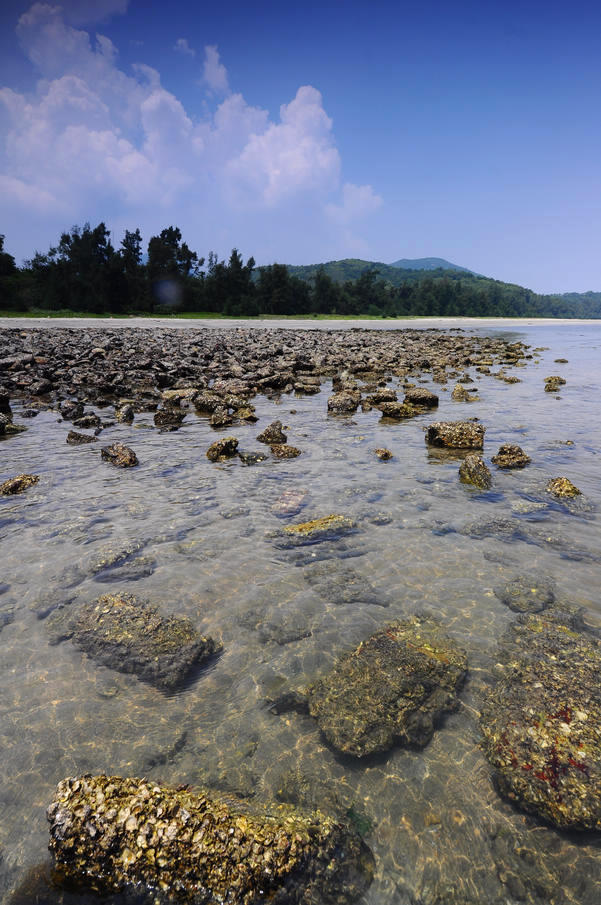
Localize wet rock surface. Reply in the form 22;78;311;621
493;574;556;613
257;420;287;444
66;430;97;445
270;443;301;459
425;421;485;449
0;473;39;495
101;442;138;467
491;443;531;469
458;454;492;489
480;610;601;830
305;616;467;757
275;514;356;547
47;774;374;905
206;436;238;461
377;401;417;420
68;593;221;690
403;387;439;407
547;476;581;498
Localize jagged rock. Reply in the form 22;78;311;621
209;406;234;428
403;387;439;407
70;593;221;690
459;454;492;489
0;473;39;495
73;413;101;429
30;378;53;395
491;444;531;469
66;430;97;445
494;575;556;613
0;413;9;435
547;477;581;498
327;391;361;414
257;420;287;444
271;489;307;517
115;403;135;423
480;610;601;830
306;616;467;757
374;447;393;460
206;436;238;461
378;401;417;419
451;383;473;401
100;442;138;467
271;444;301;459
47;775;374;905
294;381;321;394
425;421;485;449
58;400;84;421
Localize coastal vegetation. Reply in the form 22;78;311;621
1;225;600;318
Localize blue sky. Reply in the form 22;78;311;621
1;0;600;293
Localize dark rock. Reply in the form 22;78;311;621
20;408;39;418
271;444;301;459
0;413;9;435
30;378;53;395
93;556;156;583
193;391;223;412
0;473;39;495
154;408;185;428
425;421;485;449
366;388;397;404
47;774;374;905
66;430;97;445
491;444;531;469
58;400;84;421
494;575;556;613
257;420;287;443
374;447;393;460
327;391;361;414
0;390;11;415
206;436;238;461
238;450;268;465
403;387;439;407
209;406;234;428
378;402;417;420
480;610;601;830
544;375;566;392
306;616;467;757
71;593;221;690
115;403;134;423
100;442;138;467
459;454;492;489
73;413;101;429
547;477;581;498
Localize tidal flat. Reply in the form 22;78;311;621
1;320;601;905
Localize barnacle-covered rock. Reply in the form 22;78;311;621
458;454;492;489
403;387;439;407
547;476;581;498
47;774;374;904
327;390;361;414
71;593;220;690
101;442;138;467
425;421;485;449
306;616;467;757
115;402;135;423
378;401;417;420
480;610;601;829
271;444;301;459
206;436;238;462
154;408;185;429
0;473;39;495
257;419;287;444
491;444;531;469
66;430;97;445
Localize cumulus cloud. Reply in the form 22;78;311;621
1;3;382;263
202;45;229;96
174;38;195;57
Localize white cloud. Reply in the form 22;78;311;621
1;6;382;263
202;45;229;96
58;0;129;26
174;38;195;57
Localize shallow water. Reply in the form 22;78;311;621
1;321;601;905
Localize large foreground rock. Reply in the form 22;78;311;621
306;616;467;757
0;473;39;495
47;775;374;905
425;420;485;449
70;593;221;690
480;610;601;829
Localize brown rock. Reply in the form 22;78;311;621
547;477;581;498
491;443;531;469
0;473;39;495
66;430;97;445
459;454;492;489
374;448;393;460
425;421;485;449
206;436;239;461
403;387;439;407
100;442;138;467
257;420;287;443
271;444;301;459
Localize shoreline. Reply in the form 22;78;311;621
0;315;599;331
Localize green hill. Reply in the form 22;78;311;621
390;256;474;273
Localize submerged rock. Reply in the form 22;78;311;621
306;616;467;757
257;420;287;444
238;450;268;466
279;514;356;546
271;489;308;518
101;442;138;467
206;436;238;461
374;447;393;460
480;610;601;830
66;430;97;445
493;574;556;614
458;454;492;489
491;444;531;469
71;593;220;690
425;421;485;449
304;562;387;607
544;375;566;393
0;473;39;495
547;476;581;498
271;443;301;459
47;774;374;905
403;387;439;407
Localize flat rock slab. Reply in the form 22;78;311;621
47;774;374;905
425;421;485;449
306;616;467;757
71;593;220;690
274;514;356;548
480;610;601;830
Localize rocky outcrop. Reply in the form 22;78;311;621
206;436;238;462
305;616;467;757
0;473;39;495
491;444;531;469
47;775;374;905
458;454;492;489
480;610;601;830
70;593;220;690
154;408;185;429
115;403;134;423
425;421;485;449
257;420;287;444
101;442;138;467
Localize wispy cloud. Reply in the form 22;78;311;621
174;37;195;57
202;45;229;95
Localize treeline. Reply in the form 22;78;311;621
1;223;599;318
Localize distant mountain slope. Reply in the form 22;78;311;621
286;258;474;288
390;256;474;274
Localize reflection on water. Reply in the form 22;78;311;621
1;322;601;904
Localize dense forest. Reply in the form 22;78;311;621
1;224;599;318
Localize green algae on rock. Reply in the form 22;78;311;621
458;454;492;489
306;616;467;757
0;473;39;495
425;421;485;449
280;514;356;546
480;610;601;830
47;774;374;905
71;593;221;690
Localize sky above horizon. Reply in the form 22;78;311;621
1;0;600;294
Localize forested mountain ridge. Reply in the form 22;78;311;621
0;225;600;318
390;257;474;273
